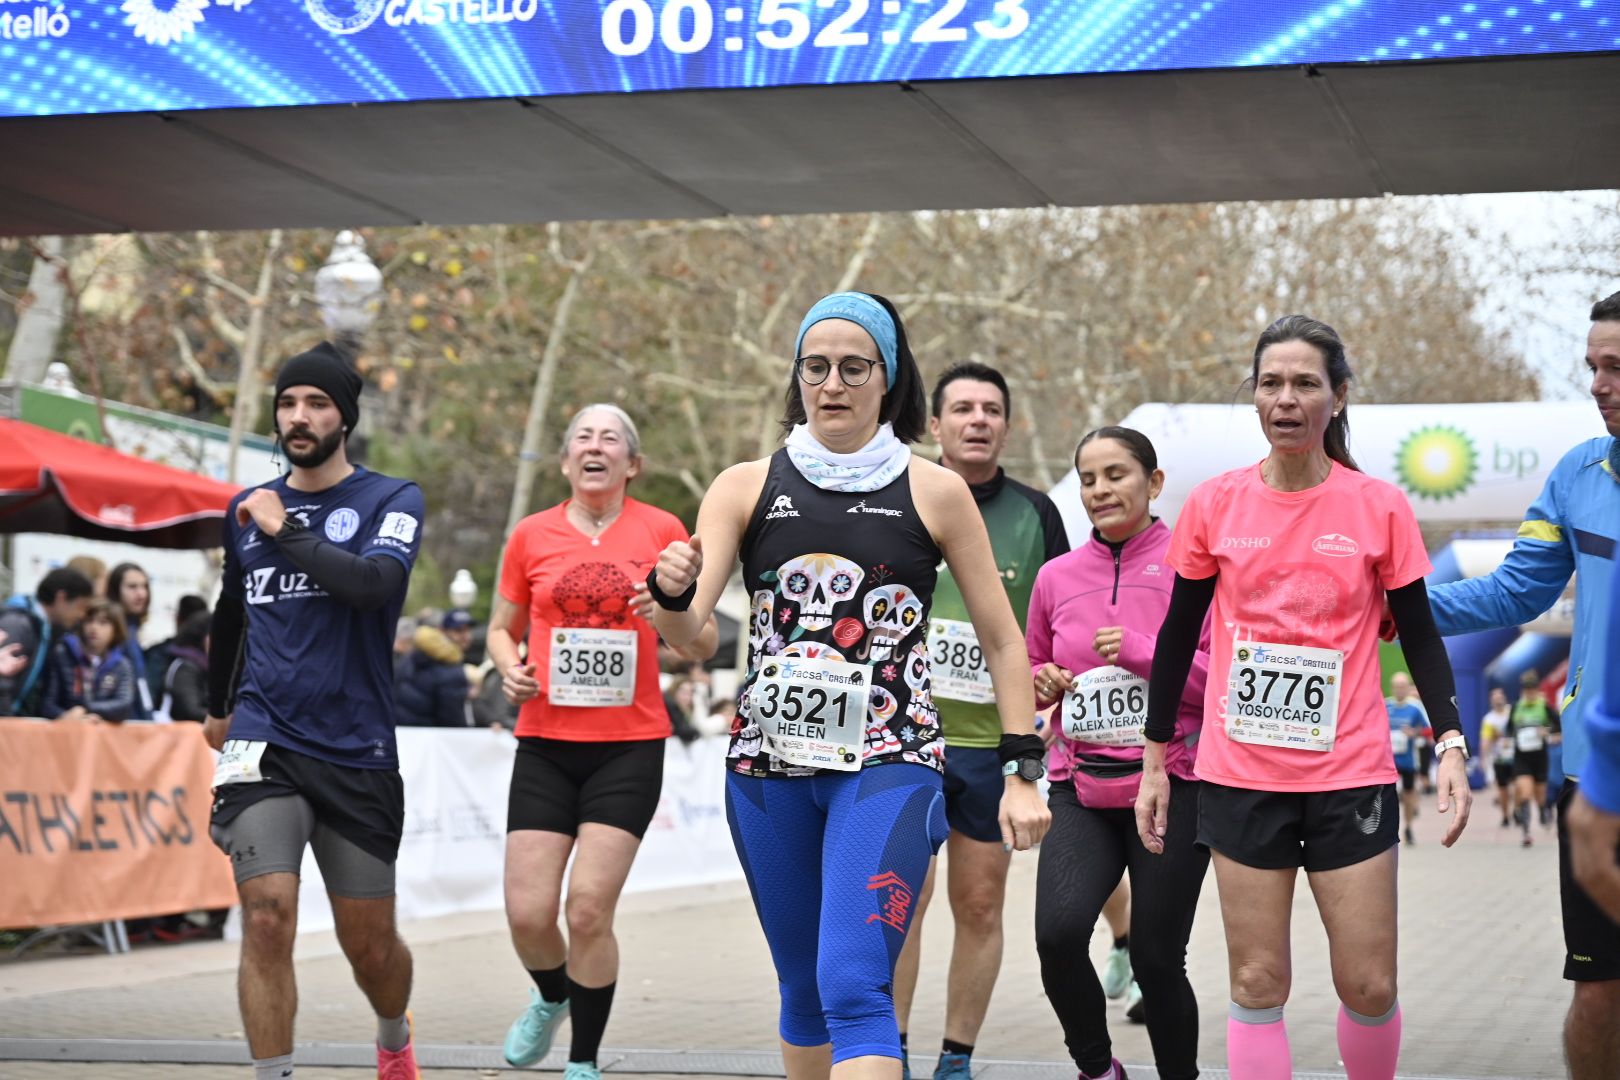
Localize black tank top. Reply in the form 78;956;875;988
731;449;944;777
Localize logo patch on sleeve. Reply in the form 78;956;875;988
378;511;419;543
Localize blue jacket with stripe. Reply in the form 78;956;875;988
1428;436;1618;781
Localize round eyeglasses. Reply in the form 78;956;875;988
795;356;882;387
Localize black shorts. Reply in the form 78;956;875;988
1493;760;1515;788
210;742;405;865
1558;781;1620;982
1397;768;1416;794
508;736;664;839
1514;748;1550;783
940;745;1004;844
1197;781;1398;873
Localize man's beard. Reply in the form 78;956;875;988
282;426;344;469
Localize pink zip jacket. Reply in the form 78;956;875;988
1027;518;1210;807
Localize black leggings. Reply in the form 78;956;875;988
1034;778;1209;1080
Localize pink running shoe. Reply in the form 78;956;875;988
376;1013;420;1080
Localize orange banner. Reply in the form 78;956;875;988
0;719;238;927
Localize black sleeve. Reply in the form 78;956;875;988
273;528;408;611
1035;492;1071;561
207;594;246;718
1548;699;1562;733
1387;578;1463;743
1146;574;1217;743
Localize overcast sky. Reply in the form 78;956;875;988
1453;189;1613;401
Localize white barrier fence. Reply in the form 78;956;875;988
230;730;743;938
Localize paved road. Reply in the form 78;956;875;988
0;791;1567;1078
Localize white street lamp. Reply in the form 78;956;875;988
314;230;382;358
449;568;478;610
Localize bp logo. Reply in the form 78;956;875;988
1395;425;1478;501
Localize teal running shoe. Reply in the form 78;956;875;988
1125;981;1145;1024
563;1063;601;1080
502;988;570;1067
1101;945;1133;1000
933;1050;972;1079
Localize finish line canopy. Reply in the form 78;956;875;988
0;419;240;549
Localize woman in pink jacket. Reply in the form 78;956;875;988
1027;427;1211;1080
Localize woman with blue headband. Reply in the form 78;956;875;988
650;292;1050;1079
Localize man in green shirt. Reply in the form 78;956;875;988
1508;668;1562;847
894;363;1069;1080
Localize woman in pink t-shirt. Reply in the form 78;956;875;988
1028;427;1211;1080
1137;315;1473;1080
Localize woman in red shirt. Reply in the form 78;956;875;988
487;404;717;1080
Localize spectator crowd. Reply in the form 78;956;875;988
2;558;213;726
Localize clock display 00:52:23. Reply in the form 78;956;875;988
601;0;1031;58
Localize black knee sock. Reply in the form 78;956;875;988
1112;934;1129;951
899;1032;908;1052
942;1038;974;1058
567;977;615;1065
528;965;568;1005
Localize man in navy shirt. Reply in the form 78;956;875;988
205;343;425;1080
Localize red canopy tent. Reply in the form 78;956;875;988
0;418;240;549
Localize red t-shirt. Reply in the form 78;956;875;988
1168;461;1431;792
499;498;687;742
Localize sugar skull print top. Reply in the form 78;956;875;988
732;449;944;777
499;497;690;743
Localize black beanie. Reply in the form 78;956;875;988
274;342;362;434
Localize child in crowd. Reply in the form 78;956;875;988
43;599;137;723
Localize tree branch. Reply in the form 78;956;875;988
170;326;232;399
834;216;881;294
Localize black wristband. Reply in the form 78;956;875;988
997;733;1045;767
645;568;697;612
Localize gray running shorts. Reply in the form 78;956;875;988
210;793;395;900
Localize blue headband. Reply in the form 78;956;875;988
795;292;899;390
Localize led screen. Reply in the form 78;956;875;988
0;0;1613;118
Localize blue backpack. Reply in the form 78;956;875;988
2;594;51;715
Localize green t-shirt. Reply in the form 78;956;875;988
929;470;1069;748
1509;695;1561;754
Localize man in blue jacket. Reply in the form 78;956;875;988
1427;292;1619;1079
0;567;94;716
1571;564;1620;917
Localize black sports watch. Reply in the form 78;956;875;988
1002;757;1045;782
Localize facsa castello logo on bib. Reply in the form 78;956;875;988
1312;533;1359;557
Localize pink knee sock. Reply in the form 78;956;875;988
1337;1001;1402;1080
1227;1003;1291;1080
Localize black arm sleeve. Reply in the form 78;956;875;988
1145;573;1217;743
1036;494;1071;561
207;593;246;718
273;528;408;611
1387;578;1463;743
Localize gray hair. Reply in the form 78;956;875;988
560;403;642;459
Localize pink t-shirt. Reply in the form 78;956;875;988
1167;461;1431;792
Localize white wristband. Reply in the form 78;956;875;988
1434;735;1467;759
